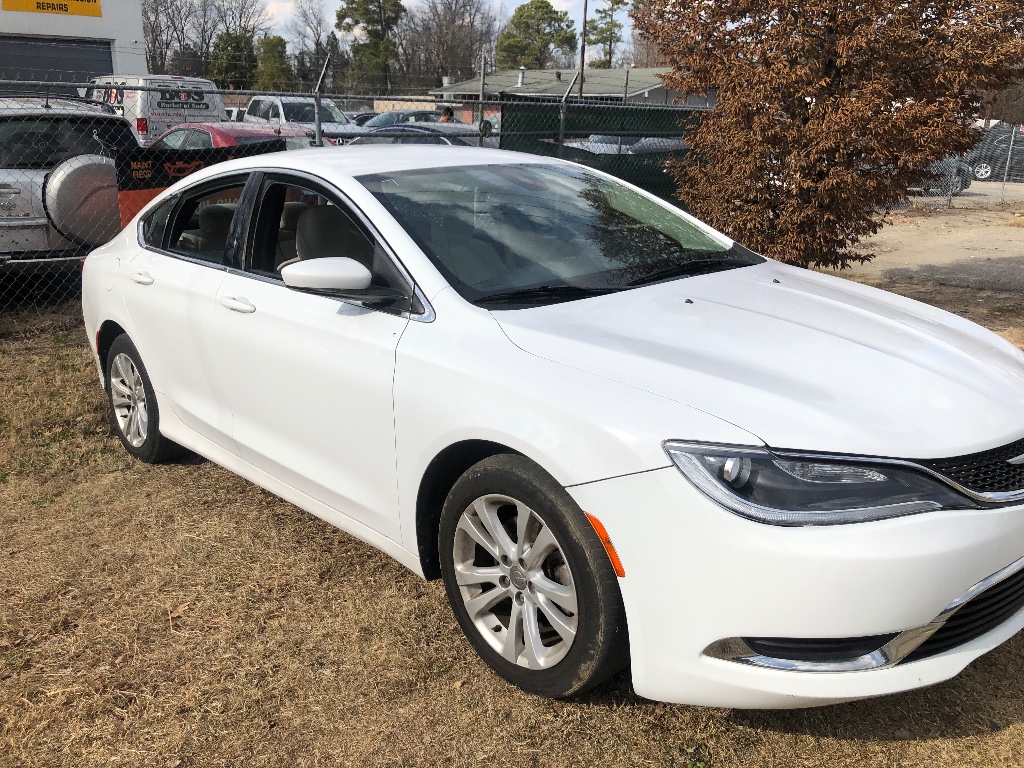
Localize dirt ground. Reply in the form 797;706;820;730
2;199;1024;768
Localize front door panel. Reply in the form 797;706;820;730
212;273;408;540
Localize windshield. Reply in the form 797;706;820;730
0;117;136;169
282;100;347;124
360;164;761;307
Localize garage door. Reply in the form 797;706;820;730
0;35;113;89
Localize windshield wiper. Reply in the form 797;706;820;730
627;257;754;287
474;285;617;307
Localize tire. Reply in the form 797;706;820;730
105;335;186;463
439;454;628;698
974;162;993;180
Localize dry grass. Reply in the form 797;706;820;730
3;285;1024;768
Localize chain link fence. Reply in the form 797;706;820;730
1;78;1022;321
0;79;704;320
899;122;1024;211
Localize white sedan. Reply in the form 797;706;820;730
82;147;1024;708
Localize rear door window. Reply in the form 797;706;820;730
166;181;248;265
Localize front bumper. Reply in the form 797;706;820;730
568;467;1024;708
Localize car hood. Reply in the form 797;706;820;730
493;261;1024;459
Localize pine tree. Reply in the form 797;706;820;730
495;0;578;70
254;35;294;91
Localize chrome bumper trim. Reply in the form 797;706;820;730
703;552;1024;672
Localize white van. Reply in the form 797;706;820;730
88;75;226;146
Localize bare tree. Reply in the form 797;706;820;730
621;27;663;68
288;0;331;85
397;0;500;84
141;0;176;74
216;0;271;38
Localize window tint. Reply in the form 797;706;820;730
152;129;190;150
0;117;137;169
248;178;413;306
268;103;281;120
247;99;263;118
185;130;213;149
166;182;247;264
140;197;175;248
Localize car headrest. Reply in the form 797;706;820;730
296;206;368;262
280;201;308;232
198;204;235;235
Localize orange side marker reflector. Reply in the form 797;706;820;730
585;513;626;578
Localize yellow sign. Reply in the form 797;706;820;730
2;0;101;16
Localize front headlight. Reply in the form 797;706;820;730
664;441;978;525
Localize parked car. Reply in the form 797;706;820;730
1;95;136;273
914;156;974;196
346;112;377;126
83;147;1024;709
562;134;690;155
347;124;478;146
149;122;337;151
88;75;226;147
967;124;1024;181
362;110;453;128
242;96;361;141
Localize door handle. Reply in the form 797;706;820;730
219;296;256;314
130;271;154;285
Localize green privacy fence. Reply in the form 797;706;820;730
497;100;704;203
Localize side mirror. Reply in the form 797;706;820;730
281;257;407;304
479;119;493;137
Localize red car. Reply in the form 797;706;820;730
149;122;337;151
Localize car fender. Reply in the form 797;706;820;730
394;287;762;557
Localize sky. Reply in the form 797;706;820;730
264;0;620;50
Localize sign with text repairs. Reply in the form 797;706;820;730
2;0;102;16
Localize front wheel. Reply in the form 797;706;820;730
439;454;628;698
973;162;994;180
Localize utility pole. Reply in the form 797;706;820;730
576;0;588;99
478;49;486;125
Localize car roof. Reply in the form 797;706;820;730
276;95;341;103
92;75;216;87
0;96;122;117
175;146;557;185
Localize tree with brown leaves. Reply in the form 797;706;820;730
633;1;1024;268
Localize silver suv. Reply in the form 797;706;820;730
0;95;137;274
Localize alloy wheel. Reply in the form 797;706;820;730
110;352;148;448
452;494;579;669
974;162;993;180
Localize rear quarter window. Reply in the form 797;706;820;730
140;197;175;249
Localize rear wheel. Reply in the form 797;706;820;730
106;335;186;463
439;454;628;698
973;162;993;180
